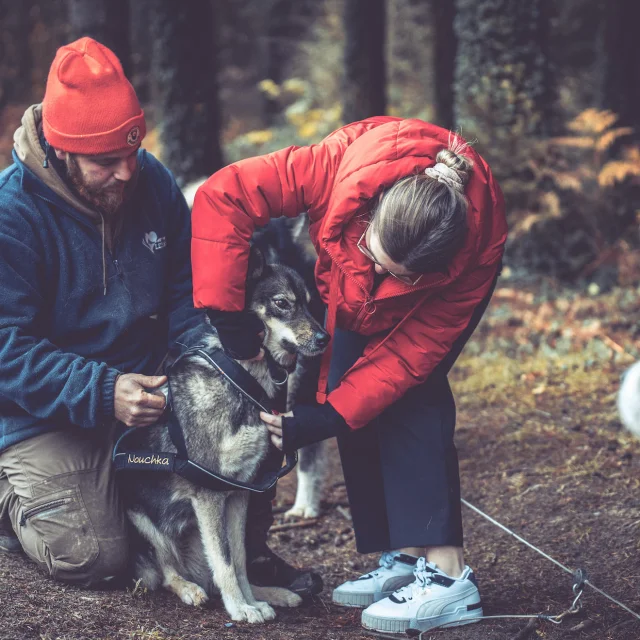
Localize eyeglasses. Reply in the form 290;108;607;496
357;228;423;286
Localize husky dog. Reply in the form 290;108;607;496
185;178;331;521
122;248;329;623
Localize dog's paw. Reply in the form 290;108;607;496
263;587;303;608
253;600;277;620
284;502;320;520
229;603;271;624
176;581;208;606
251;585;303;608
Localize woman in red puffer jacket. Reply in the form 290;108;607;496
192;117;507;634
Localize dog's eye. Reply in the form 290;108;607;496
274;299;291;310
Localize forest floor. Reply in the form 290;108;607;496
2;275;640;640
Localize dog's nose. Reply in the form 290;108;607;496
315;331;330;349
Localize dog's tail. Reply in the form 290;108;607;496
130;532;163;591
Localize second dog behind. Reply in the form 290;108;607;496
252;214;330;520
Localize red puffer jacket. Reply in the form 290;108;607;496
192;117;507;429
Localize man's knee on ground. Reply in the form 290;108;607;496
47;532;130;586
17;486;129;586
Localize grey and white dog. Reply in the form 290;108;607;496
122;248;329;623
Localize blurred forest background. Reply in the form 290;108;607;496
2;0;640;289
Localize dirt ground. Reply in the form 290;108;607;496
2;278;640;640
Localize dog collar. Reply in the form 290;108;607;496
263;348;290;386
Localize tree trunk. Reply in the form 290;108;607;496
263;0;295;124
454;0;556;150
262;0;327;125
0;0;33;108
67;0;131;76
596;0;640;132
343;0;386;124
129;0;153;104
431;0;456;130
151;0;223;186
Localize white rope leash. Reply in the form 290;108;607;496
461;498;640;622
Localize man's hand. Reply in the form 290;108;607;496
114;373;167;427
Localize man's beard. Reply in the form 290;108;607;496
65;155;129;217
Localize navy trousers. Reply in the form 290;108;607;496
329;277;498;554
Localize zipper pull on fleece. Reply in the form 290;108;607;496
42;140;51;169
100;214;107;295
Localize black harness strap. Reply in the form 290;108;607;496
112;345;297;493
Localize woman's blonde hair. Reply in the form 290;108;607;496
372;135;473;273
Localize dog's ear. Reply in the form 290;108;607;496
247;245;266;282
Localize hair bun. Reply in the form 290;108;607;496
425;135;474;193
425;161;465;192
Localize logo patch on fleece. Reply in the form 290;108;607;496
142;231;167;254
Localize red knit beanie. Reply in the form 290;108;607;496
42;37;146;155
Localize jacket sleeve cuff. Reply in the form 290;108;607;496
281;402;349;453
327;386;373;430
101;368;121;418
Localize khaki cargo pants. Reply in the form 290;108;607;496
0;427;128;586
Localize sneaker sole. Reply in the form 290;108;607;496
332;589;394;608
361;605;483;634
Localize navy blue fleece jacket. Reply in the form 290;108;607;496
0;111;209;451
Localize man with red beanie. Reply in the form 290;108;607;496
0;38;320;596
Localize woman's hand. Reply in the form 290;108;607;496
260;403;349;453
260;410;293;450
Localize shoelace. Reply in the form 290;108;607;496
392;557;438;599
362;551;405;580
378;551;397;571
414;557;436;588
360;552;398;579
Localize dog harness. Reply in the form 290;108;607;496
112;345;297;493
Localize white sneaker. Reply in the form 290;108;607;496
361;557;483;634
332;552;421;608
